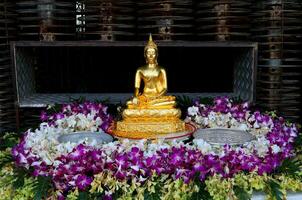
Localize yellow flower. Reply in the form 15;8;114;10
248;173;267;190
66;189;79;200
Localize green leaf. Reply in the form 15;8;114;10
176;95;193;108
33;176;52;200
144;191;161;200
294;132;302;154
233;186;251;200
294;133;302;147
78;191;89;200
266;179;283;200
12;168;27;189
231;96;243;104
112;188;123;199
0;153;12;169
142;176;164;200
69;96;87;104
175;95;194;119
143;182;163;200
46;103;61;114
106;102;125;120
191;173;212;200
89;192;104;200
276;158;302;178
198;97;214;105
0;132;20;150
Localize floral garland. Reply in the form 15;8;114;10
186;97;299;175
12;102;113;166
8;97;302;199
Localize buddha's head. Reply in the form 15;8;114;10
144;34;158;64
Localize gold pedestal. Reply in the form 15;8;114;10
123;108;181;119
111;107;187;139
117;120;185;134
110;122;195;140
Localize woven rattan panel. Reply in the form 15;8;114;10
234;48;256;102
0;1;16;133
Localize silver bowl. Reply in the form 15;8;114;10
58;131;113;144
193;128;255;146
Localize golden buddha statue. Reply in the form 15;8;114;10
113;35;186;139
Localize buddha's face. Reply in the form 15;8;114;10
145;48;157;64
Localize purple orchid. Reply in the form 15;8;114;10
75;175;93;191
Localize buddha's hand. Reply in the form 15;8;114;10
132;97;139;105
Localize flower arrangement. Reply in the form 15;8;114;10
40;101;113;132
186;96;299;175
0;97;301;200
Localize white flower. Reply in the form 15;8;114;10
224;166;230;174
208;111;216;121
144;140;171;157
136;139;147;150
184;116;191;123
39;151;53;165
102;142;119;154
131;165;140;171
248;115;255;123
64;142;77;152
253;137;270;157
53;160;62;167
66;115;76;128
139;176;147;182
271;144;281;154
199;104;206;109
253;121;260;129
105;191;113;196
193;139;212;154
230;118;238;126
188;106;199;116
31;161;42;167
202;117;209;126
238;124;248;131
90;126;97;132
195;116;203;124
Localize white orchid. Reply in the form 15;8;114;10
193;139;212;154
271;144;281;154
188;106;199;116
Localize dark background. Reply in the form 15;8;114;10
34;46;236;93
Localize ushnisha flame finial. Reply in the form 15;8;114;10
144;34;157;52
